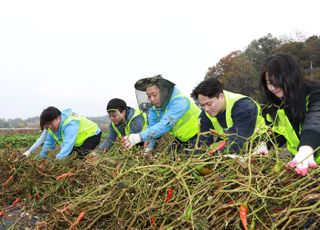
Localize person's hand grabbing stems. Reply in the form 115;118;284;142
287;146;317;176
22;150;31;157
252;142;268;156
122;134;142;149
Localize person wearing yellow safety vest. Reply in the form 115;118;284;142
98;98;146;152
122;75;201;153
261;53;320;176
38;106;101;159
191;77;267;154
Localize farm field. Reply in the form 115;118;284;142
0;131;319;229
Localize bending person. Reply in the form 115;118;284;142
191;77;267;154
261;53;320;176
38;106;101;159
122;75;201;154
98;98;146;152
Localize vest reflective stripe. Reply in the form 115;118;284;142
48;114;99;147
164;95;200;142
206;90;267;136
266;109;300;154
112;109;147;138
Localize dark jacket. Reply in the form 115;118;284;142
199;97;258;153
263;83;320;150
300;83;320;149
98;107;145;151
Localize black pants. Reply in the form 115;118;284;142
169;134;198;154
73;132;102;159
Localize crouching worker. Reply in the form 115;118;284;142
191;77;267;156
261;53;320;176
38;106;101;159
98;98;146;152
122;75;201;155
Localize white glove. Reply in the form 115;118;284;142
22;150;31;157
288;146;317;176
252;143;268;156
223;154;245;162
122;134;142;149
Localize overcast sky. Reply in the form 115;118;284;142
0;0;319;119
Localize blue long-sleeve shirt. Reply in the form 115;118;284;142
199;98;258;153
39;109;82;159
28;129;47;153
98;107;145;151
140;87;190;150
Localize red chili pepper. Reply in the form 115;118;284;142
69;211;85;230
56;172;75;180
151;216;155;225
216;141;226;151
144;140;150;148
239;204;248;230
2;175;13;186
12;198;21;207
164;188;174;203
208;141;227;156
0;210;4;217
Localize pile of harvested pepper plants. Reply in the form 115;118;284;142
1;134;320;229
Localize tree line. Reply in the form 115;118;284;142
0;116;109;129
206;33;320;100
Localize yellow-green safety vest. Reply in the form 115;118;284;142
157;95;200;142
266;96;312;156
264;99;320;163
112;109;147;138
266;109;300;155
206;90;267;137
48;114;99;147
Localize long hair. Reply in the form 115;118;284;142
260;53;306;125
